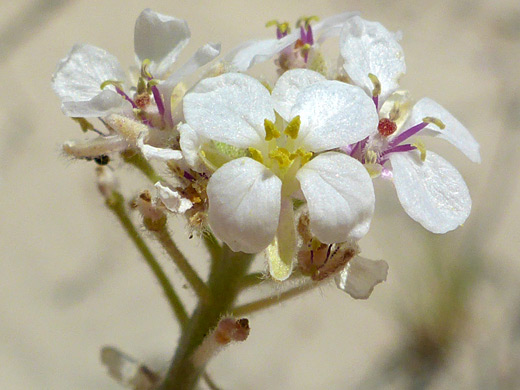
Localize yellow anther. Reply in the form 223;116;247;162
284;115;301;139
269;147;292;168
368;73;381;97
141;59;153;79
412;140;427;162
265;20;291;34
72;117;94;133
264;119;281;141
248;147;264;164
296;16;320;28
100;80;123;90
423;117;446;129
365;150;378;165
300;43;312;54
291;147;313;165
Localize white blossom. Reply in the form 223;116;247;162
183;70;376;280
338;17;480;233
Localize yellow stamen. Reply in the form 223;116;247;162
423;116;446;129
100;80;123;90
264;119;281;141
269;147;292;168
248;147;264;164
368;73;381;97
72;117;94;133
291;147;313;165
265;20;291;34
284;115;301;139
296;16;320;28
412;140;427;161
141;59;153;79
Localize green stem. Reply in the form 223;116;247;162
106;191;188;327
154;227;211;303
238;272;266;290
158;245;254;390
122;151;163;183
232;281;318;317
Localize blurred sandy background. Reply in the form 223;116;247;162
1;0;519;389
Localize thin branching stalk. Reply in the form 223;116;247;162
154;227;211;303
237;272;266;290
106;191;189;327
232;281;318;317
122;151;163;183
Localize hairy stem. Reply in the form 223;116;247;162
121;150;163;183
232;281;318;317
158;244;254;390
154;227;211;303
106;191;188;327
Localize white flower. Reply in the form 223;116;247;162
52;9;219;122
183;70;376;280
338;17;480;233
223;12;358;72
335;256;388;299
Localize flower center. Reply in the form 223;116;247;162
377;118;397;137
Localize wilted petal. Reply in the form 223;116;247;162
134;9;190;78
137;133;183;161
179;123;208;172
155;182;193;213
335;256;388;299
184;73;274;148
52;44;128;117
404;97;481;163
296;152;375;243
271;69;326;121
390;150;472;233
291;81;378;152
207;157;282;253
340;16;406;102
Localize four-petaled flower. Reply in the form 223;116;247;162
338;16;480;233
182;69;377;280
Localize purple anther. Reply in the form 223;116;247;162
340;144;353;155
389;122;428;147
151;85;165;117
299;25;307;42
350;137;368;159
115;87;138;109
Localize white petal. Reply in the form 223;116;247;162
224;35;296;71
61;89;131;117
404;97;481;163
314;12;360;43
340;16;406;102
207;157;282;253
184;73;274;148
179;123;208;172
155;182;193;213
134;9;190;78
291;81;379;152
271;69;326;121
335;256;388;299
390;150;472;233
159;42;221;126
296;152;375;243
137;133;183;161
52;44;127;116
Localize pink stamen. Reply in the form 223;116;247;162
389;122;428;147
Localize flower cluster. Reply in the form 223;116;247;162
53;9;479;297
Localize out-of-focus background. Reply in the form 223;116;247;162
1;0;519;389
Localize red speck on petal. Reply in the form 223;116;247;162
378;118;397;137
